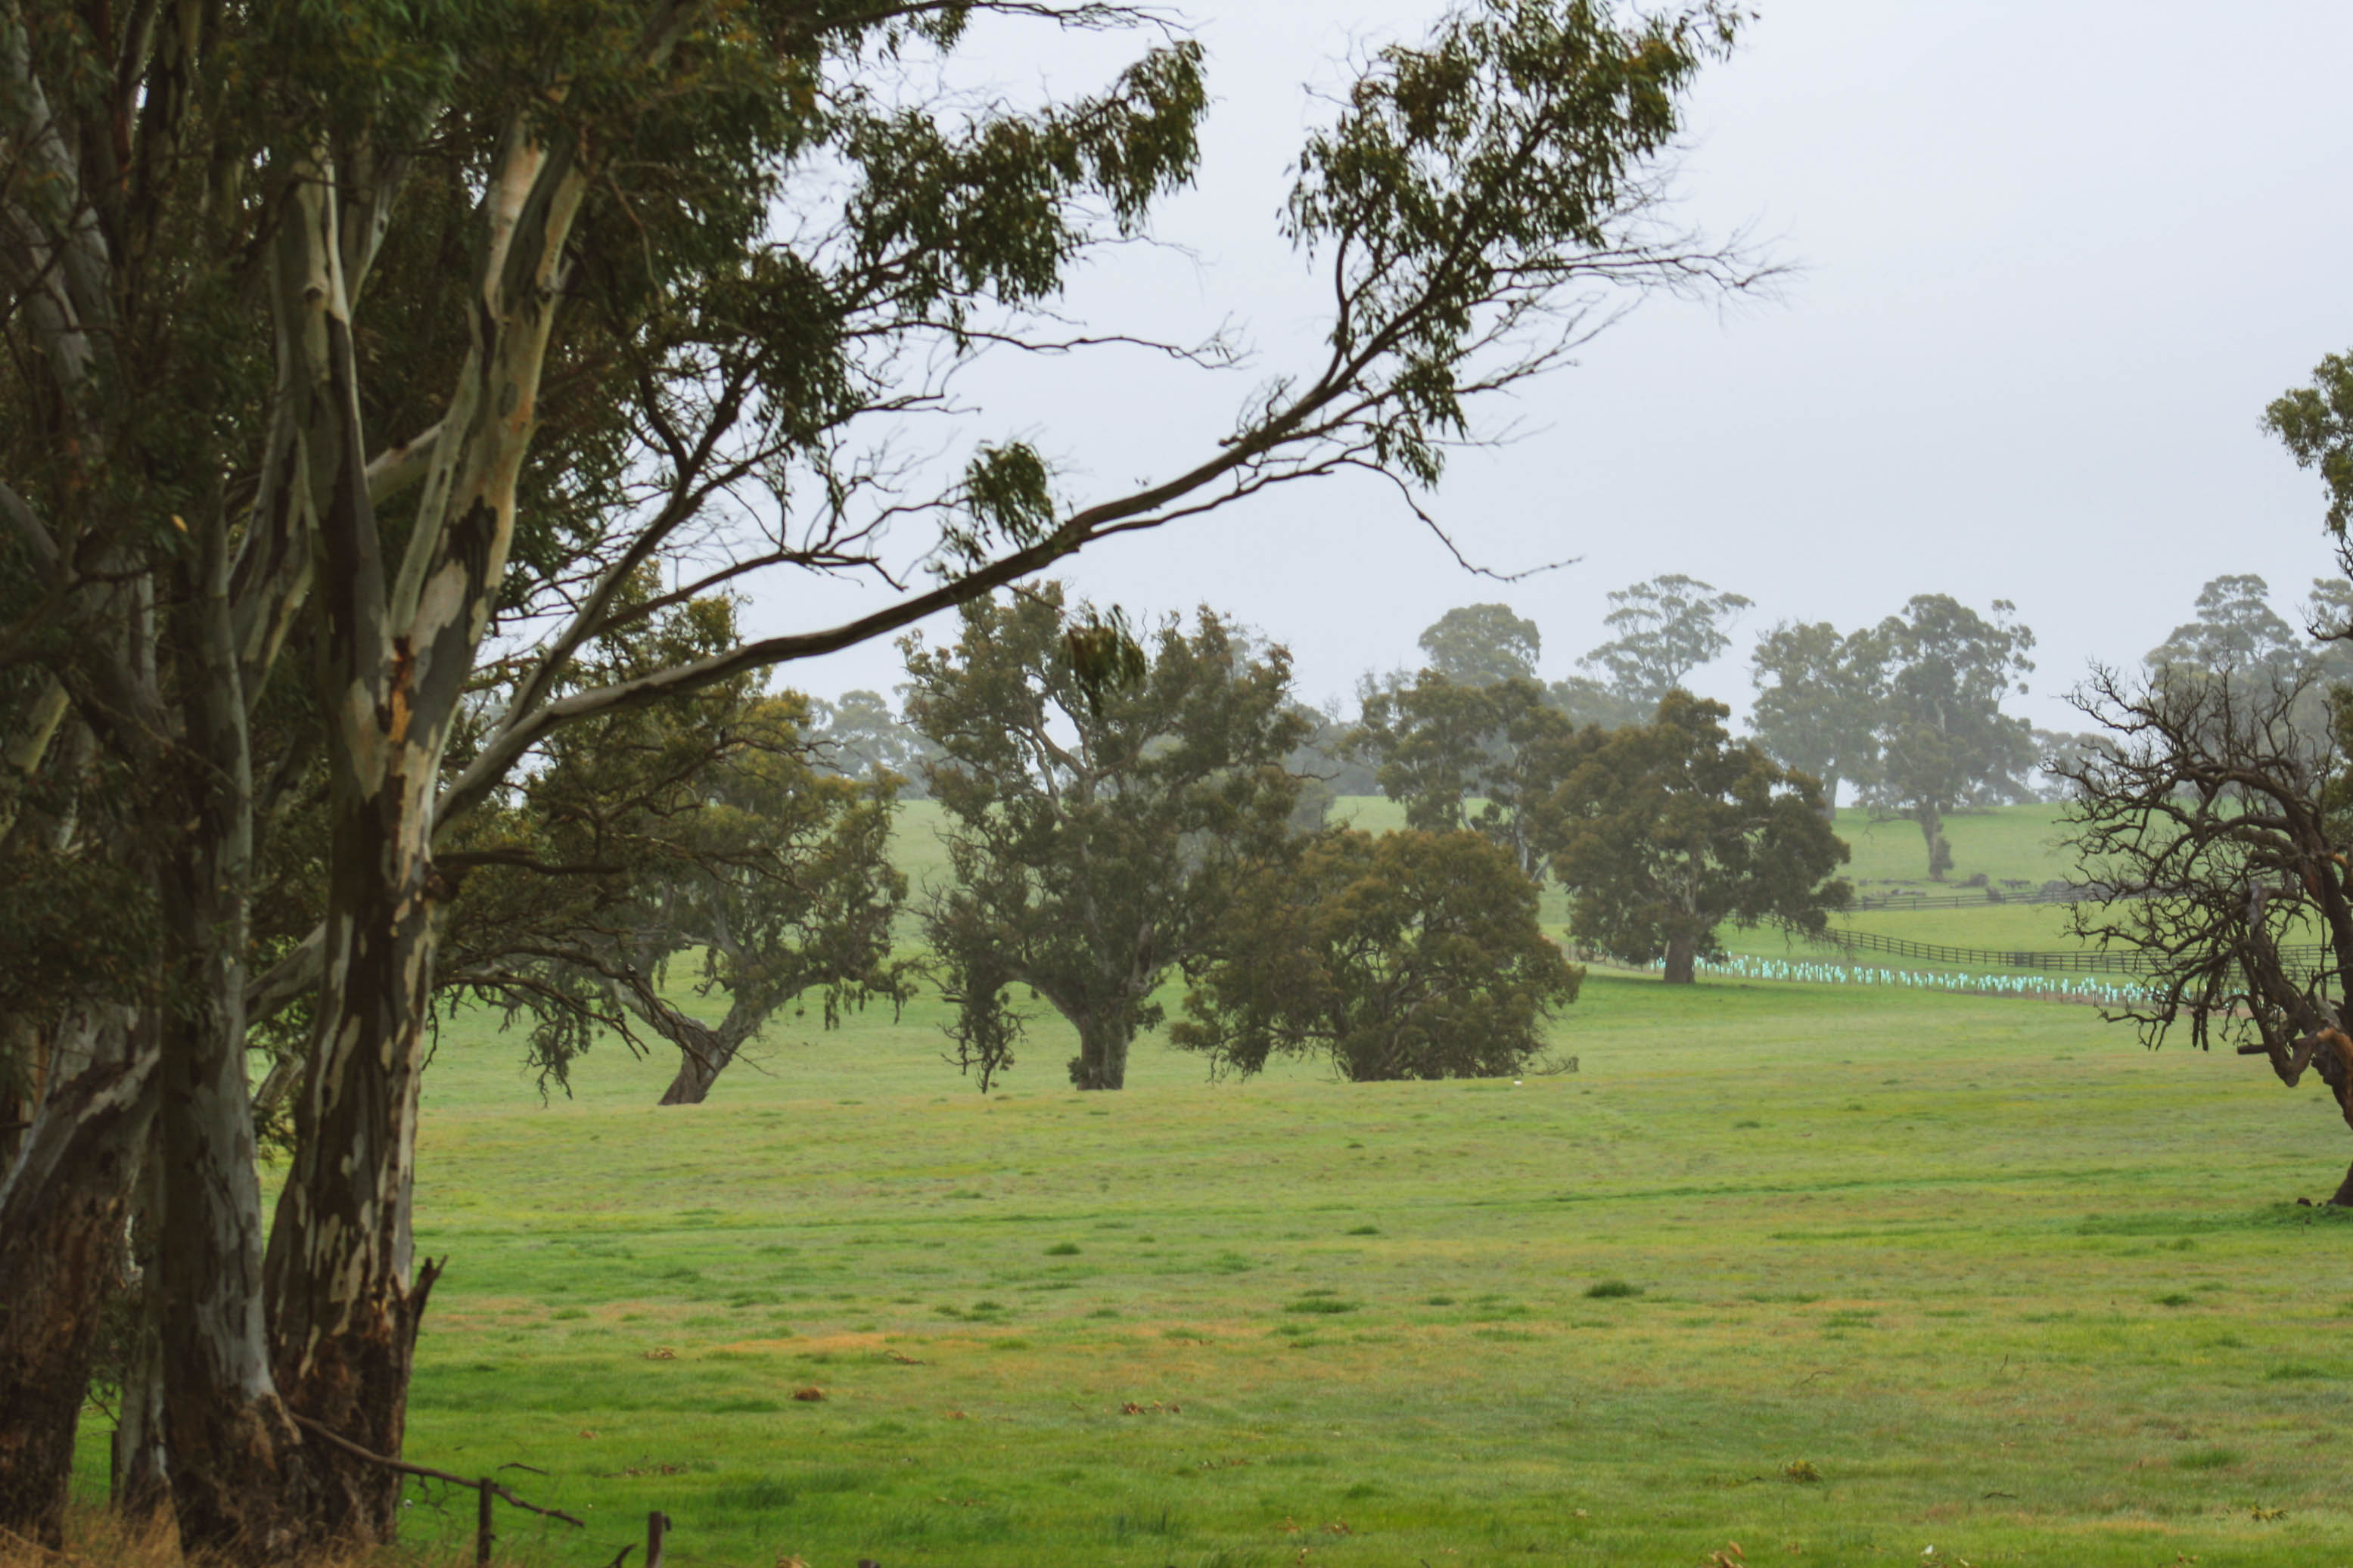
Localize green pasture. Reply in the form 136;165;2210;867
1829;804;2072;889
70;793;2353;1566
78;973;2351;1567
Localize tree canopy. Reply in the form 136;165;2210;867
1864;595;2038;879
807;689;943;799
1540;691;1849;983
1355;672;1574;879
1173;827;1583;1081
1416;603;1542;687
1580;574;1752;711
905;585;1309;1091
1746;619;1884;813
2146;575;2304;685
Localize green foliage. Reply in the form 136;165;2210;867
1581;574;1752;712
904;584;1309;1091
1541;691;1850;981
1543;672;1652;731
1279;0;1746;487
1173;827;1583;1082
1748;619;1885;808
1866;595;2038;877
1355;672;1575;878
2137;575;2353;759
440;585;909;1094
2264;349;2353;534
2146;575;2304;682
1416;603;1540;687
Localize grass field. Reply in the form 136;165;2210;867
1832;806;2075;891
61;794;2353;1567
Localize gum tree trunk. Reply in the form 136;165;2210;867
0;1011;154;1548
261;738;445;1542
152;545;316;1560
1661;933;1698;985
1069;1012;1133;1090
657;1011;757;1106
110;1136;170;1521
263;131;586;1547
1915;802;1951;880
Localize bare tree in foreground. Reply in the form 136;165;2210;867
2062;662;2353;1203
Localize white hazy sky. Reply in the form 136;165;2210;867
751;0;2353;731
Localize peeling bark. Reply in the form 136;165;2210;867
263;129;585;1546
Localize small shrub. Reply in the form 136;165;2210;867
2153;1293;2193;1308
1784;1461;1820;1484
1584;1280;1643;1300
1045;1241;1082;1256
1285;1298;1360;1315
1345;1225;1380;1236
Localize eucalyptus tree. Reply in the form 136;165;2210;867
1748;619;1885;813
1416;602;1542;686
1173;827;1583;1081
2062;662;2353;1200
1354;672;1576;879
2053;351;2353;1205
1580;573;1752;709
2264;349;2353;533
431;595;909;1109
906;585;1310;1091
808;688;943;797
1865;595;2038;879
2145;575;2304;686
1;0;1761;1552
1538;691;1849;983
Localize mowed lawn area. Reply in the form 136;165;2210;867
82;970;2352;1567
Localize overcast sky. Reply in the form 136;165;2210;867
754;0;2353;731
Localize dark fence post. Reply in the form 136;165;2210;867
477;1476;496;1566
647;1509;670;1568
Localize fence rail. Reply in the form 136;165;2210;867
1775;919;2332;974
1844;882;2140;912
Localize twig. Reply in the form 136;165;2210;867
288;1414;586;1527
